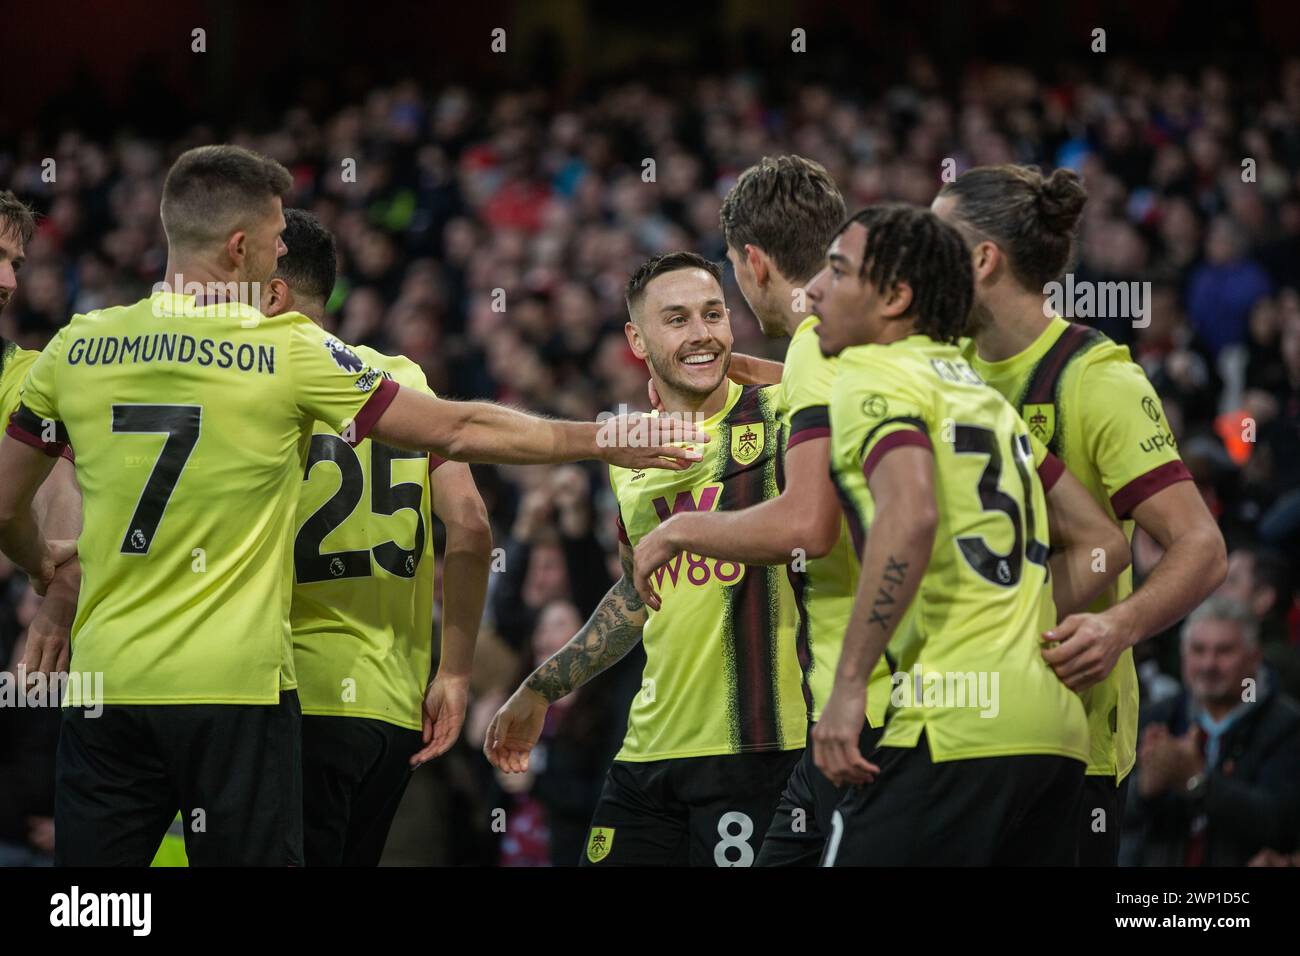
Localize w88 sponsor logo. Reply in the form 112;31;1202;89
648;482;746;589
652;551;745;590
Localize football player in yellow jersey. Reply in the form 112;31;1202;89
486;252;805;866
629;156;889;866
258;209;492;865
0;191;81;864
809;205;1128;865
0;192;82;685
934;165;1227;864
0;145;704;867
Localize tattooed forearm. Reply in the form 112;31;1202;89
526;549;646;703
866;555;909;631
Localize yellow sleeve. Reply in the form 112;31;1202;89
834;350;933;479
15;330;64;423
1079;358;1191;519
356;347;444;469
290;318;397;440
6;330;69;456
1024;429;1066;493
0;341;40;425
358;346;433;396
782;325;836;448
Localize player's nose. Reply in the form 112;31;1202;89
805;274;825;304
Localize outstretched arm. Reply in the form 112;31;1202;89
633;436;841;609
484;543;647;773
727;353;784;386
369;385;705;471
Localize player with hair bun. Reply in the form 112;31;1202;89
935;165;1228;866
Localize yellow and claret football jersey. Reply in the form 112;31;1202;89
8;291;399;706
0;338;38;426
777;316;888;728
829;335;1090;764
610;381;805;761
291;346;440;731
965;317;1192;781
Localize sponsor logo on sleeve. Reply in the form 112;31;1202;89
354;368;381;392
1138;396;1177;452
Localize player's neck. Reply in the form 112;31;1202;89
778;305;810;337
296;301;326;324
655;378;731;420
974;292;1054;362
772;275;807;337
874;319;918;346
161;256;242;298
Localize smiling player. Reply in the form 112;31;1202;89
485;252;805;866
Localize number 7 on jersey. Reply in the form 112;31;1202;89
113;404;203;555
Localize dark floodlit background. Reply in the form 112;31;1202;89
1;0;1298;865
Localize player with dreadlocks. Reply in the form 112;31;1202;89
809;204;1129;864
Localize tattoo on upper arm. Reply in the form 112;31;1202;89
866;555;909;631
526;548;646;702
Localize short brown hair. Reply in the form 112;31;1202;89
161;145;293;250
939;164;1087;290
0;191;36;246
720;155;846;284
625;251;722;316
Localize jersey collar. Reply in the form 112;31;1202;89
971;314;1070;374
150;289;264;324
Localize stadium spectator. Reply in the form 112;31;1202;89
1123;597;1300;866
1185;217;1273;358
1217;546;1300;699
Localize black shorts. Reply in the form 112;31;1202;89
301;714;422;867
824;731;1085;866
55;690;303;867
579;749;803;867
756;722;883;867
1076;772;1131;867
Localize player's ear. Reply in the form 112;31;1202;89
625;318;648;359
883;280;913;318
972;240;1000;284
261;277;291;316
225;230;247;268
746;244;769;285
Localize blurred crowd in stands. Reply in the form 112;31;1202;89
2;52;1299;865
